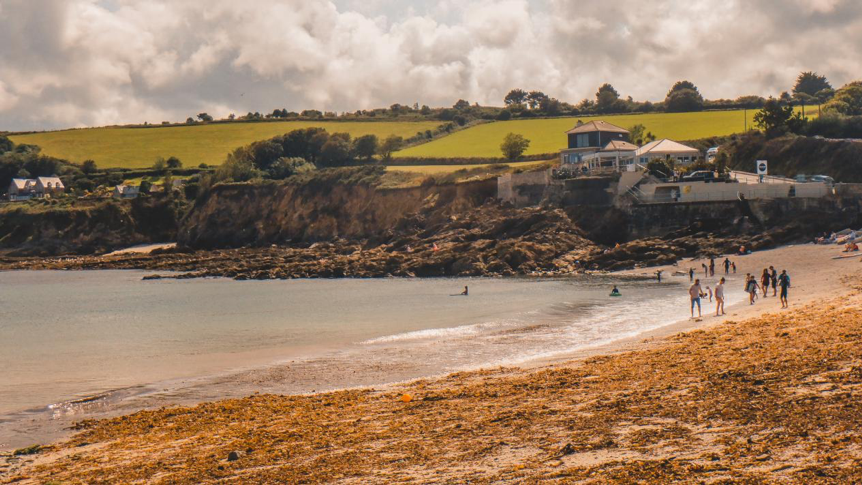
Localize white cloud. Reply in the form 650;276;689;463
0;0;861;131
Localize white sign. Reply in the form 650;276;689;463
756;160;768;175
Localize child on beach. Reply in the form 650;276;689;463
705;286;713;302
715;277;726;316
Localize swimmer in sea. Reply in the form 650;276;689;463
610;285;621;296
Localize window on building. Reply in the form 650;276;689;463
576;134;589;147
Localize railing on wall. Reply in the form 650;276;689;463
633;184;829;204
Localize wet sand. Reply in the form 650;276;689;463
3;243;862;483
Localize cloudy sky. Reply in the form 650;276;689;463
0;0;860;131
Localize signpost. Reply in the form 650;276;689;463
756;160;768;183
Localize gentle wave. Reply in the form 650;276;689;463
360;319;515;344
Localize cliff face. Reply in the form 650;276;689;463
0;197;184;256
178;179;497;249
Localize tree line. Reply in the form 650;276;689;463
213;129;405;183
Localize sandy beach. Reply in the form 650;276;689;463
2;243;861;483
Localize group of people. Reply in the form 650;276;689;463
689;257;736;282
688;261;791;318
688;277;726;318
743;267;791;308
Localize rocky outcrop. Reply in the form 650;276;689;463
178;179;496;249
0;196;184;256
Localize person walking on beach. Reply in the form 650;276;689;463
732;262;737;274
770;266;778;297
656;270;663;283
690;278;703;318
778;270;791;308
761;269;771;298
724;258;731;275
746;275;760;305
689;267;694;282
709;257;715;277
702;263;708;278
715;277;726;316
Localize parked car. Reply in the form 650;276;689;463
809;175;835;186
682;170;716;183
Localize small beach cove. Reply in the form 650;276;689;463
3;268;705;451
1;243;859;483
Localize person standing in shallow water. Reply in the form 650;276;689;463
724;258;731;275
689;267;695;282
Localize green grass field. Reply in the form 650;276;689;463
9;121;442;169
384;160;548;174
395;110;795;158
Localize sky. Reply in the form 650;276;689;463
0;0;860;131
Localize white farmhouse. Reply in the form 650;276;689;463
34;176;65;197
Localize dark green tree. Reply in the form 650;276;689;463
165;156;183;169
504;89;528;106
792;71;831;97
595;83;622;113
754;98;806;137
453;99;470;110
378;135;403;161
500;133;530;160
319;134;352;167
526;91;549;109
81;159;97;174
0;136;13;154
824;81;862;116
351;134;379;162
665;80;704;112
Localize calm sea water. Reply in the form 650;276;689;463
0;270;734;449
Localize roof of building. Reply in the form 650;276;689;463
635;139;700;157
36;176;64;187
601;140;639;152
10;178;35;189
565;120;630;135
115;184;139;194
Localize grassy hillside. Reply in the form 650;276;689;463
396;110;796;158
384;160;548;174
9;121;441;169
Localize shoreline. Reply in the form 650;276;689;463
3;243;861;482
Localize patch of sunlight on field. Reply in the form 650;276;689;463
396;108;810;159
385;160;549;174
9;121;442;169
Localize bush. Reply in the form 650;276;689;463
500;133;530;160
